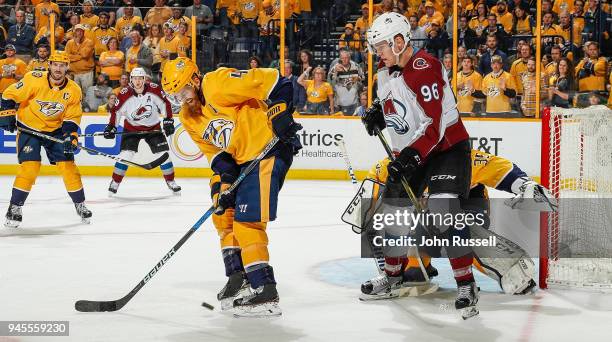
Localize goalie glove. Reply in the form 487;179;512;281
505;180;558;212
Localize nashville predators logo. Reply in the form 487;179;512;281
382;95;410;135
203;118;234;149
487;86;500;97
458;85;471;97
244;2;255;10
36;100;65;117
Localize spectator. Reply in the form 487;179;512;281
93;0;117;25
26;44;50;72
541;0;557;21
64;14;95;45
544;44;562;80
143;24;162;78
355;3;370;35
113;73;129;95
84;72;112;112
115;3;143;41
235;0;260;40
257;0;279;64
353;91;368;116
145;0;173;27
66;24;95;91
540;12;561;47
298;49;314;77
457;55;483;116
482;55;517;116
419;1;444;32
512;4;534;35
558;11;582;49
506;39;527;66
98;92;118;113
34;12;64;47
185;0;214;35
167;4;192;34
549;57;575;108
469;2;488;37
8;10;35;61
80;0;99;30
92;12;118;60
481;13;508;51
478;34;508;75
175;22;190;57
442;53;453;81
494;0;513;33
426;18;449;59
510;44;531;95
458;15;478;51
408;15;428;49
338;23;361;53
518;57;537;117
125;29;152;76
99;37;124;87
34;0;59;33
268;45;289;70
216;0;234;31
0;45;27;95
159;23;179;72
248;55;262;69
575;41;607;92
298;66;335;114
0;0;12;27
115;0;142;21
15;0;35;28
458;46;468;61
284;59;306;112
329;49;363;115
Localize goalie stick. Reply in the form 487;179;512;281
74;136;280;312
78;130;163;138
335;139;385;273
18;127;168;170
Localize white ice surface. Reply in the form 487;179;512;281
1;176;611;342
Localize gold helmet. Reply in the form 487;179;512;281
161;57;200;95
48;50;70;64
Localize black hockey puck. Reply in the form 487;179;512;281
201;302;215;310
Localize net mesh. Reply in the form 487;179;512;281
547;106;612;290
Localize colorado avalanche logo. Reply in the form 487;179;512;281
130;105;153;121
203;118;234;149
36;100;65;117
412;58;430;70
382;95;410;134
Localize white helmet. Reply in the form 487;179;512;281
130;67;147;79
366;12;411;57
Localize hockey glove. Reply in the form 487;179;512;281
267;101;302;142
62;132;78;155
0;109;16;132
361;99;386;136
103;124;117;139
387;147;421;183
163;118;175;136
213;173;237;215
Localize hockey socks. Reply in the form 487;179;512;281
450;253;475;283
160;161;175;181
222;248;244;277
112;162;128;183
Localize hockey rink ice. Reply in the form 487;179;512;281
1;176;612;342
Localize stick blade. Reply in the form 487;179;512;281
142;152;169;170
75;300;119;312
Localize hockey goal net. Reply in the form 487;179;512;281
540;105;612;290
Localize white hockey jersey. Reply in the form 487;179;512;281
109;82;172;131
376;49;468;160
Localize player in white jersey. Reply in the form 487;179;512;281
103;68;181;195
361;12;479;318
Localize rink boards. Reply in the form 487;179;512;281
0;115;541;180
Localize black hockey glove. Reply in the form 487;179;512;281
163;118;175;136
387;147;421;183
213;173;237;215
0;110;16;132
361;99;386;136
62;132;78;155
267;101;302;142
103;124;117;139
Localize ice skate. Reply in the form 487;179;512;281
232;283;281;318
455;280;480;319
217;271;251;311
108;180;120;196
75;202;93;224
166;180;181;195
359;273;404;301
4;204;22;228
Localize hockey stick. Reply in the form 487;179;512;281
374;128;431;283
18;127;168;170
78;130;163;138
74;136;280;312
335;139;386;273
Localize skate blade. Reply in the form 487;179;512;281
359;290;400;301
172;191;181;196
461;306;479;320
108;191;116;197
398;283;440;297
4;219;20;228
219;287;252;312
232;302;282;318
81;217;92;224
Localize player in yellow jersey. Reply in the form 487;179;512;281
161;57;302;317
0;51;92;228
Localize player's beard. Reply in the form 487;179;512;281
49;70;66;84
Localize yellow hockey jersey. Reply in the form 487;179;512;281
180;67;280;166
2;71;83;133
482;71;515;113
456;70;483;114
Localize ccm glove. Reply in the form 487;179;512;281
0;109;16;132
163;118;175;136
361;99;385;136
213;173;237;215
387;147;421;183
267;101;302;141
103;124;117;139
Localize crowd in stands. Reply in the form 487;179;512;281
0;0;608;116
